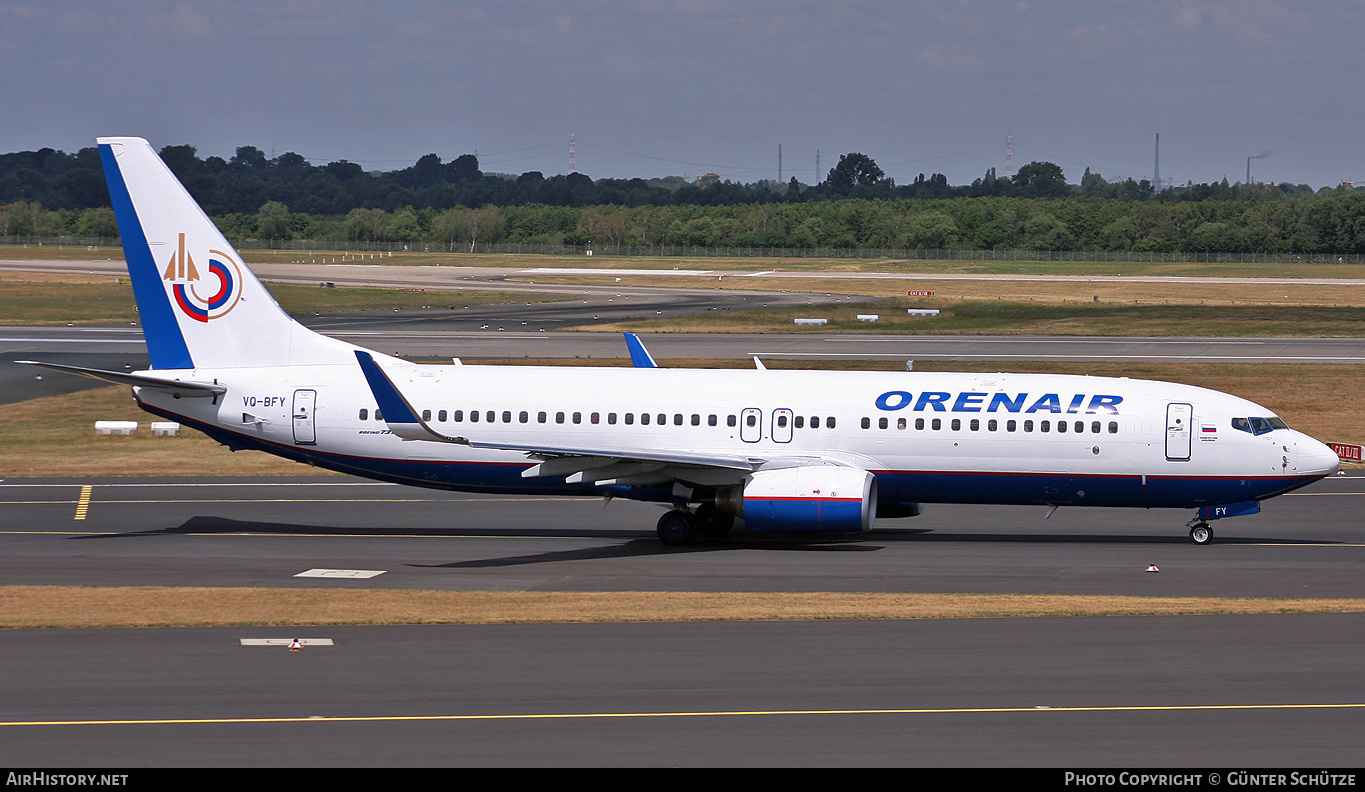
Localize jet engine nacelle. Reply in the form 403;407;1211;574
717;466;878;533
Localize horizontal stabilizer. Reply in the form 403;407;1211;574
16;360;226;398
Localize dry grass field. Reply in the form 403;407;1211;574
12;244;1365;278
0;270;564;325
2;587;1362;628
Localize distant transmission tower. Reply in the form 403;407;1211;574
1005;133;1014;178
1153;133;1161;190
569;131;576;173
816;149;821;184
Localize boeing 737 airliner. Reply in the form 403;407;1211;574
22;138;1341;545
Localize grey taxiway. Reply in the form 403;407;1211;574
1;476;1363;765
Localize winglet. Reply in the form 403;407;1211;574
354;351;466;444
624;333;659;368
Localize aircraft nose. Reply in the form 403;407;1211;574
1296;435;1341;478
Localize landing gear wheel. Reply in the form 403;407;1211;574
1189;522;1213;545
657;509;699;546
694;503;734;536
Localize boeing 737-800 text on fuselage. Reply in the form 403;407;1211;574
21;138;1341;545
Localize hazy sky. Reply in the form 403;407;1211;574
5;1;1363;188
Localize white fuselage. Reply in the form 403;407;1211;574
134;363;1339;512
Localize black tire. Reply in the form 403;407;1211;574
657;510;698;546
1189;523;1213;545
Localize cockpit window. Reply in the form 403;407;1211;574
1231;416;1285;436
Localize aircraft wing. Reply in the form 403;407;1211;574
353;351;760;485
15;360;227;399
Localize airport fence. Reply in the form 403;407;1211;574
5;235;1365;266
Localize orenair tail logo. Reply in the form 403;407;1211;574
162;232;243;322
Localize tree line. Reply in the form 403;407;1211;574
3;145;1364;253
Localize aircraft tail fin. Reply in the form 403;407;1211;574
97;137;356;370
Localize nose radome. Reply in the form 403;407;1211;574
1296;435;1341;477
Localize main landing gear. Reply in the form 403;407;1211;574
1187;519;1213;545
656;504;735;546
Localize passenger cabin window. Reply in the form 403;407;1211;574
438;410;447;422
453;410;464;422
422;410;432;422
359;409;369;421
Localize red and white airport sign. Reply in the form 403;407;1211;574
1328;442;1362;462
907;290;933;296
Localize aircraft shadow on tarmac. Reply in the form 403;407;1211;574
69;516;1334;571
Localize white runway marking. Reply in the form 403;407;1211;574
295;568;386;579
239;638;335;646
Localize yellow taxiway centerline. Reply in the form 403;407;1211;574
4;702;1364;728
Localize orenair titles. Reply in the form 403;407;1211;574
875;390;1124;414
